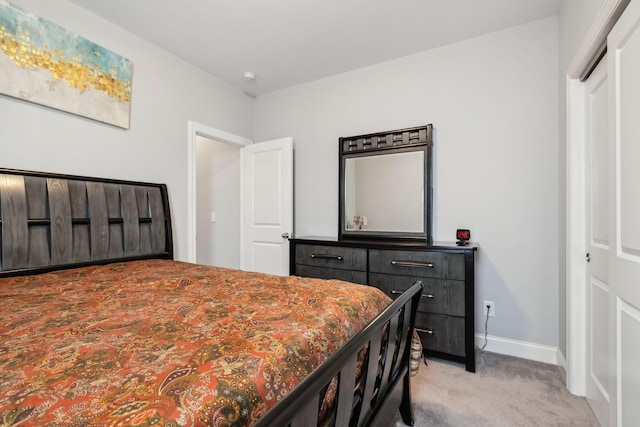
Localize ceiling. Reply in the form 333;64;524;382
70;0;563;96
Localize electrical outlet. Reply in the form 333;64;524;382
483;301;495;317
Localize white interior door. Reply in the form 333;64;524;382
584;57;610;427
608;2;640;425
241;137;293;276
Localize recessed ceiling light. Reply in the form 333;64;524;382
242;71;256;82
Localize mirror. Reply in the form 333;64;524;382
339;124;433;242
344;151;424;232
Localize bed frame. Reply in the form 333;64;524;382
0;168;173;277
0;168;422;426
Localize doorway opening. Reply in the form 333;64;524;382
195;135;241;268
187;121;251;265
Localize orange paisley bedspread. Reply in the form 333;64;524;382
0;259;391;426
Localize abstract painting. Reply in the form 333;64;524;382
0;1;133;128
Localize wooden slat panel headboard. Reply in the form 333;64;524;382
0;168;173;277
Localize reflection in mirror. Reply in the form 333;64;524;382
344;151;424;233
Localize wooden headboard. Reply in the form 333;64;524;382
0;168;173;277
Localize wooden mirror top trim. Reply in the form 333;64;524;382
339;124;432;154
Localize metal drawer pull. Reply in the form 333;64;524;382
391;260;435;268
310;253;343;261
390;290;435;299
416;328;435;335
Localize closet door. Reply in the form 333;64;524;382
584;57;610;427
607;1;640;425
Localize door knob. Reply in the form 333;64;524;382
586;253;590;263
282;232;290;239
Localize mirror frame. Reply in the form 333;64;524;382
338;124;433;243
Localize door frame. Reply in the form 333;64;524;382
565;0;629;395
187;120;251;263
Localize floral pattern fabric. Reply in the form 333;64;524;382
0;260;391;426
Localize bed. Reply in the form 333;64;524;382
0;168;423;427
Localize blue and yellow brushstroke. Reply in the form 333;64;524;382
0;1;132;103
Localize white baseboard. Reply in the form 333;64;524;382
475;333;559;365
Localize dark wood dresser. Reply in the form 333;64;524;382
290;237;478;372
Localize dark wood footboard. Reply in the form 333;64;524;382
255;281;423;427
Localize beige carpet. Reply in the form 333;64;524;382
393;350;600;427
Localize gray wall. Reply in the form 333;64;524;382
255;17;560;348
0;0;254;261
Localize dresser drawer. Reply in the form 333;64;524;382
296;244;367;271
444;280;465;317
415;313;465;357
370;274;444;314
369;249;444;278
295;265;367;285
447;253;465;280
370;274;465;317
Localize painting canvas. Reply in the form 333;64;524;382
0;1;133;128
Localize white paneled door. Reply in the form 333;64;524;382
241;137;293;276
608;2;640;425
584;57;610;427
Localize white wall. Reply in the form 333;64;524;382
195;136;241;269
255;17;560;348
0;0;254;261
557;0;609;358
